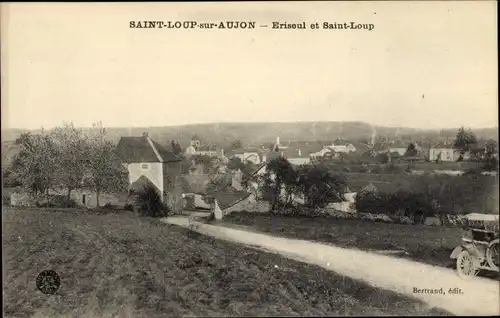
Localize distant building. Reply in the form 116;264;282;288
183;137;229;163
328;139;356;153
429;142;458;162
230;148;264;165
281;148;311;165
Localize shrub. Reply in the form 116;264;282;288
48;195;77;208
355;188;436;223
2;195;11;206
124;203;134;211
102;203;117;210
370;166;383;174
134;185;169;217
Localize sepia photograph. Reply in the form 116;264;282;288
1;1;499;317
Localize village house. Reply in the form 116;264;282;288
429;142;458;162
115;132;184;212
327;139;357;153
228;148;265;165
180;174;212;210
280;148;311;165
387;141;410;156
309;146;333;159
184;135;229;164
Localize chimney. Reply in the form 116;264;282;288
276;136;280;146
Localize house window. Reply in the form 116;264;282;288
140;163;150;171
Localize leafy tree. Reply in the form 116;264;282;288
11;131;58;199
404;143;418;157
241;161;256;179
483;140;498;171
50;123;89;199
260;157;297;212
296;164;347;209
389;151;401;160
227;157;245;171
171;140;182;155
84;122;129;207
454;127;477;157
375;152;390;164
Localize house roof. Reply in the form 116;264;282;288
431;142;455;149
388;141;410;149
332;138;352;146
281;148;312;158
350;142;372;153
150;139;182;162
196;145;221;151
226;147;263;157
208;191;251;209
116;136;181;163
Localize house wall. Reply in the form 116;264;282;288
194;194;211;209
185;146;196;156
326;192;357;212
389;148;407;156
232;177;244;191
127;162;164;194
429;148;455;161
310;148;331;158
48;188;127;208
244;153;261;164
331;144;356;153
287;157;311;165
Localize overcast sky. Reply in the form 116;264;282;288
1;1;497;130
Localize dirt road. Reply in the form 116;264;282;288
163;216;499;316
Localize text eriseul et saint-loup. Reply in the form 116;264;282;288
129;21;376;31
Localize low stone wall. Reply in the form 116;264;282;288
10;193;35;207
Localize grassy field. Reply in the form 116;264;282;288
2;207;451;317
222;212;466;269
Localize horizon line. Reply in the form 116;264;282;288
3;120;499;132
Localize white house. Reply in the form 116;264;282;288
429;143;457;162
281;148;311;165
309;147;333;159
232;149;263;165
328;139;356;153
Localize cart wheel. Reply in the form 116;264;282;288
456;250;479;278
486;239;499;271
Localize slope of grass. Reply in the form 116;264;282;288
2;207;450;317
222;212;465;268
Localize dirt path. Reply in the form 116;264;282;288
162;216;499;316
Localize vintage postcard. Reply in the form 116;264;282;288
1;1;498;317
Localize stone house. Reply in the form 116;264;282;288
115;133;184;212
